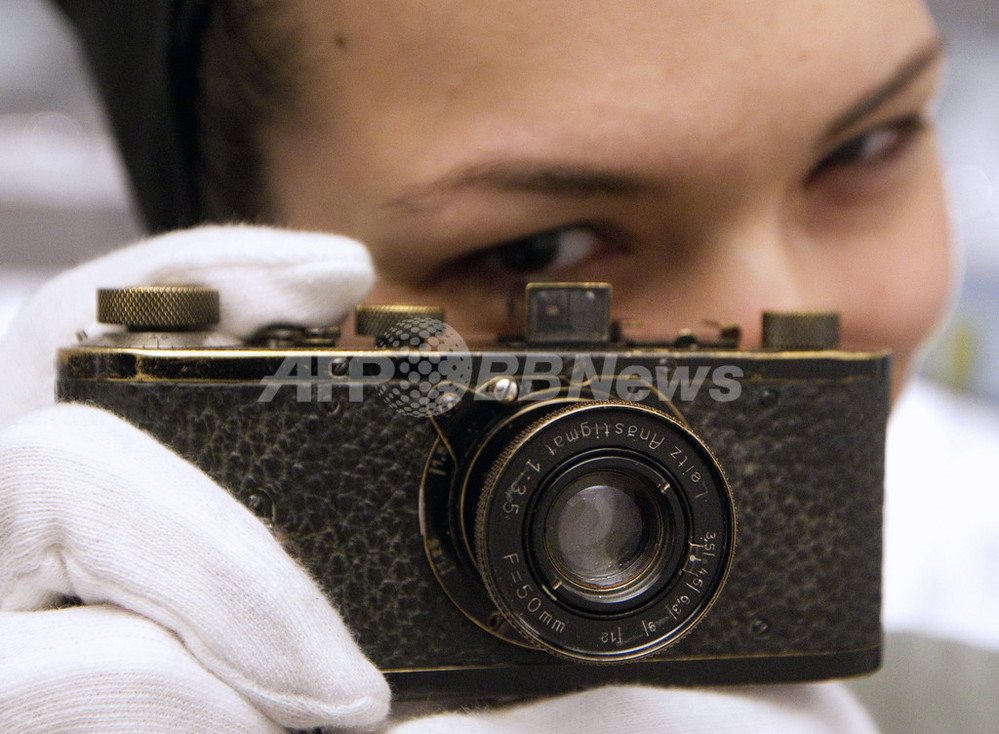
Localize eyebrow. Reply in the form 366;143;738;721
386;38;945;213
386;160;658;213
821;38;944;142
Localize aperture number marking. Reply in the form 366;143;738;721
502;459;541;518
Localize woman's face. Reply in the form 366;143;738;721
260;0;951;398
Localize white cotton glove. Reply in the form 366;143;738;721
0;225;390;732
385;683;880;734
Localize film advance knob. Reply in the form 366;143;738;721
761;311;840;350
97;286;220;331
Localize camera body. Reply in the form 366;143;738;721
56;284;890;699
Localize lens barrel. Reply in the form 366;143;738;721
472;402;733;662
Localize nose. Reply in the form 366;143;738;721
624;209;813;348
709;216;810;347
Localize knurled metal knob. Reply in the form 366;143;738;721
354;304;445;339
761;311;840;350
97;286;220;331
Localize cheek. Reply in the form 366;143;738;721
834;175;954;398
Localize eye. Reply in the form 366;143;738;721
808;114;927;183
479;226;603;275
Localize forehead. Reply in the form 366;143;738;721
284;0;938;192
300;1;935;108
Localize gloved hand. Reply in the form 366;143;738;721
0;224;390;732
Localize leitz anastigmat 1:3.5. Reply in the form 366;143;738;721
57;282;889;699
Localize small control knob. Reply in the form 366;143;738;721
97;286;220;331
761;311;840;350
354;304;445;340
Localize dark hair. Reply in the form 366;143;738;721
195;0;303;224
52;0;302;231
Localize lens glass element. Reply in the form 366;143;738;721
545;471;656;590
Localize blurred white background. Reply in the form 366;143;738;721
1;1;997;731
919;0;999;403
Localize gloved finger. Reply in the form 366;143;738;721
0;223;373;422
384;683;879;734
0;403;390;730
0;605;284;734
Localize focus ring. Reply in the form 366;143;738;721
97;286;220;330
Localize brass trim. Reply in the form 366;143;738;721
57;345;891;384
380;642;883;675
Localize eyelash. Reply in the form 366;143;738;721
808;114;928;182
443;115;929;279
459;224;612;278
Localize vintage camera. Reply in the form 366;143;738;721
56;283;890;699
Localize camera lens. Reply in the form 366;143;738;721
528;455;683;615
545;471;649;589
472;402;733;662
